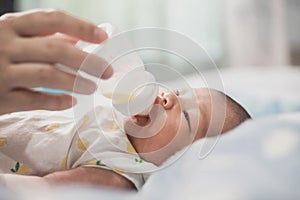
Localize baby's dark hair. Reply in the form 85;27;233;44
222;94;251;133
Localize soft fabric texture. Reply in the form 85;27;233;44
0;106;157;190
139;112;300;199
1;112;299;200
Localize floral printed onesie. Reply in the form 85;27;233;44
0;106;157;190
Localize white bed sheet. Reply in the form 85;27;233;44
78;66;300;119
139;112;300;200
186;66;300;118
3;112;299;200
217;67;300;118
1;67;300;199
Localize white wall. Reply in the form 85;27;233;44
15;0;300;68
224;0;290;67
15;0;224;73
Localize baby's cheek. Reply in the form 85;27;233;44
124;118;143;137
170;118;194;150
123;118;132;133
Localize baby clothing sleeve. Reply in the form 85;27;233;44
0;110;76;176
0;107;158;190
68;106;158;190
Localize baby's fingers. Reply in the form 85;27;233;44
0;89;76;114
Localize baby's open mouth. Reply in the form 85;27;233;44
132;115;151;127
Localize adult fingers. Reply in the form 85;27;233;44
11;37;113;79
10;9;107;43
0;88;76;114
7;63;97;94
50;33;79;45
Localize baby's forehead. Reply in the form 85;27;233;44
192;88;225;99
177;88;219;114
176;89;201;106
160;88;205;105
178;88;199;98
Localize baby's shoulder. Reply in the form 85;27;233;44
76;105;121;130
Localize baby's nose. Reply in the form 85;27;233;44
154;93;174;109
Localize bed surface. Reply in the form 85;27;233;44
3;112;298;200
1;67;300;199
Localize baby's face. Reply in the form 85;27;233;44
124;88;215;165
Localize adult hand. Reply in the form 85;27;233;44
0;9;113;114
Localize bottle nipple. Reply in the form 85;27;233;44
138;104;154;116
110;68;158;116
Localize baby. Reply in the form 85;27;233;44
0;88;250;190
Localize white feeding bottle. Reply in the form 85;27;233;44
76;23;158;116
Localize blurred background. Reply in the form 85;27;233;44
0;2;299;198
1;0;300;69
